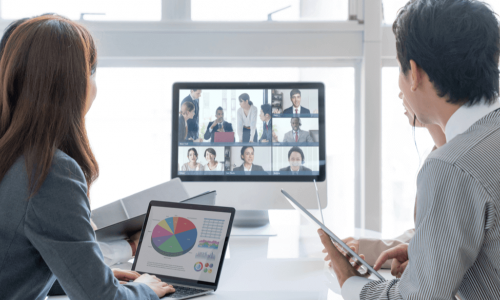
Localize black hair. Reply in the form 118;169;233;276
261;103;272;117
187;148;198;158
182;101;195;112
215;106;224;114
288;147;304;163
204;148;216;158
393;0;499;106
240;146;254;160
191;89;200;92
290;117;302;126
290;89;301;99
238;93;253;106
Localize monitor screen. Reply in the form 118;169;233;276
134;205;232;284
171;83;325;182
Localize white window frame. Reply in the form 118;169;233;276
0;0;400;232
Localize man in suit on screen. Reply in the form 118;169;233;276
278;117;314;143
282;89;310;116
203;107;233;143
279;147;312;175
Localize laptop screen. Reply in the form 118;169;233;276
172;83;326;182
134;205;232;283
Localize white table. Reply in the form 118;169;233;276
48;210;394;300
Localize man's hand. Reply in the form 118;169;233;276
112;268;141;284
318;229;367;287
322;237;364;269
374;243;409;278
272;108;279;114
261;139;268;143
272;131;278;142
134;274;175;298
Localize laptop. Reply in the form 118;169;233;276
132;200;236;299
214;132;234;143
282;188;385;280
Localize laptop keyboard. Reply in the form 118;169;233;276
163;285;208;298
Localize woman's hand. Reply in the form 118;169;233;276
374;243;409;278
134;274;175;298
112;269;141;284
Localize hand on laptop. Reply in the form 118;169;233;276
112;268;141;284
134;273;176;297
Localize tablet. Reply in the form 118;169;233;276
281;189;385;280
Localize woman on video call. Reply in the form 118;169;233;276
0;15;174;299
204;148;224;172
233;146;264;173
237;93;258;143
181;148;204;171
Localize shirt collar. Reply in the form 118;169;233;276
445;98;500;142
293;106;301;114
244;164;252;171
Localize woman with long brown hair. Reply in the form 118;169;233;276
0;15;174;299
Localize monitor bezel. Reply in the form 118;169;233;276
171;82;326;182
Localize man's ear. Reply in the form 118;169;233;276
409;60;422;92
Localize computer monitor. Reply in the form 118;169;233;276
171;83;327;211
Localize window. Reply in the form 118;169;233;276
1;0;161;21
381;67;435;238
87;67;355;237
191;0;348;21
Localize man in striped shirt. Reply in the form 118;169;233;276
319;0;500;299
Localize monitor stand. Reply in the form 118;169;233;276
230;210;277;236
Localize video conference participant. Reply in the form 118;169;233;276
204;148;224;172
181;89;202;140
233;146;264;173
0;15;173;299
275;117;314;143
279;147;312;175
204;107;234;143
237;93;258;143
283;89;310;116
181;148;204;171
178;101;195;143
259;103;274;143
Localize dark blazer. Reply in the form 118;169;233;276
279;166;313;174
259;120;273;143
203;121;234;142
233;164;264;172
0;150;156;300
283;106;310;116
181;95;200;139
178;114;188;142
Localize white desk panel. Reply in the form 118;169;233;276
47;210;394;300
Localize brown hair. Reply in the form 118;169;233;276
0;15;99;198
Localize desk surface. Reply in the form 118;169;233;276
48;210;394;300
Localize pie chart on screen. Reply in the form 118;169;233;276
151;217;198;257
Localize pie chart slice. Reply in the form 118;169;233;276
151;217;197;257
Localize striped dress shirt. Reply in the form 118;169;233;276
343;101;500;299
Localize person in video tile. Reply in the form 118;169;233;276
204;148;224;172
178;101;195;143
274;117;314;143
259;103;274;143
181;89;202;140
279;147;312;175
237;93;258;143
283;89;310;116
233;146;264;172
204;107;233;143
181;148;204;171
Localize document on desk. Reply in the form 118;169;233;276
91;178;189;229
